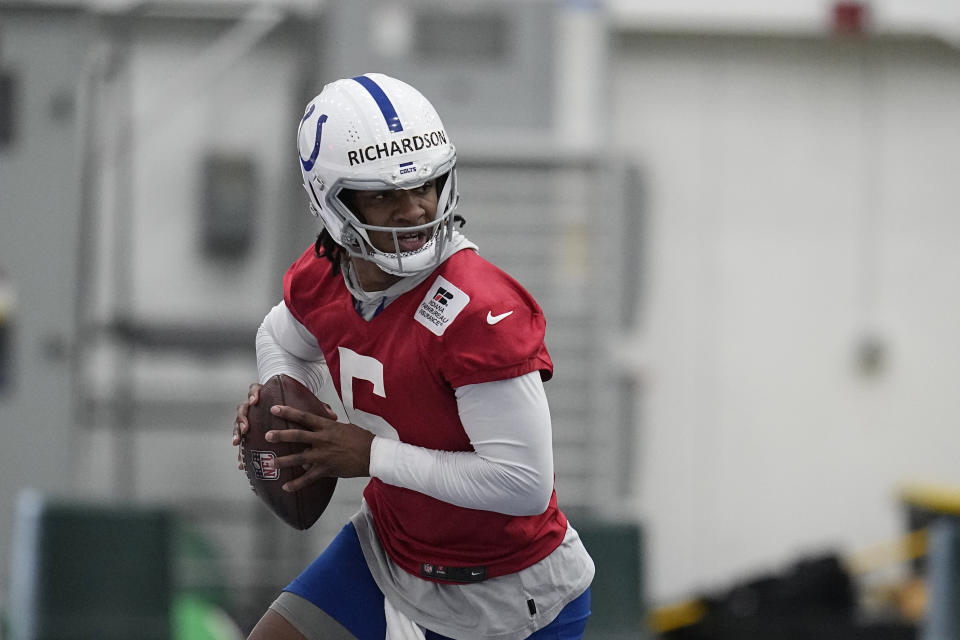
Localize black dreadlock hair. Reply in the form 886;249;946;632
314;228;344;275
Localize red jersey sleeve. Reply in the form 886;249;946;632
432;256;553;388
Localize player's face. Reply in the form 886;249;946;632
351;181;439;254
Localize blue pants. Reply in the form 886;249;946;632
285;523;591;639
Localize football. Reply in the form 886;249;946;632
241;374;337;530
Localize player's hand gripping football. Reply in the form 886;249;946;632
233;382;375;489
264;403;375;490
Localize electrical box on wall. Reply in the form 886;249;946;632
322;0;559;152
0;68;15;149
200;153;257;260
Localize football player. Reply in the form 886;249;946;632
233;73;595;640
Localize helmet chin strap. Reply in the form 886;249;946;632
367;228;445;277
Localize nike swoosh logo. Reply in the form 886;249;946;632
486;310;514;325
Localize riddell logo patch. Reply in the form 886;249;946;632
251;450;280;480
415;276;469;336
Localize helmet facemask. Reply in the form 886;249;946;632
309;163;459;278
298;73;461;278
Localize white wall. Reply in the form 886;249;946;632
611;33;960;602
608;0;960;39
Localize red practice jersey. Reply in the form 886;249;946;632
284;247;568;582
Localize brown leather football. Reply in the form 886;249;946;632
241;374;337;530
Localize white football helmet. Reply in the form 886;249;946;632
297;73;460;276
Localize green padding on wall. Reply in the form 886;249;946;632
575;519;644;637
174;596;243;640
9;491;173;640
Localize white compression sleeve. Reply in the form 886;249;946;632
369;371;554;516
256;301;328;397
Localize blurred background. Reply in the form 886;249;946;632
2;0;960;638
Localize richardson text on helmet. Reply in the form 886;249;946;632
347;130;448;167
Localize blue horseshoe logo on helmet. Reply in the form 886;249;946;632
298;105;328;172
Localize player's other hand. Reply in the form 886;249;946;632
233;382;262;469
